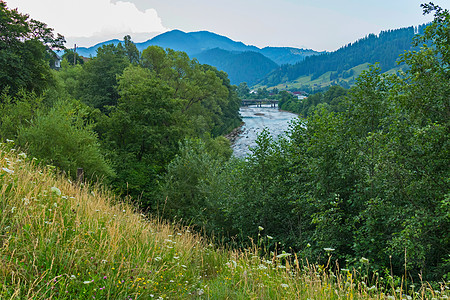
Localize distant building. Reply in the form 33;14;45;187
288;91;308;100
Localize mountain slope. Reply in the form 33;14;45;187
72;30;318;65
260;47;321;65
260;24;428;87
196;48;278;85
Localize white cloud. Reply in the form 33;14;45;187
5;0;168;38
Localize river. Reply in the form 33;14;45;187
232;105;299;157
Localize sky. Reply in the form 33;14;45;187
5;0;440;51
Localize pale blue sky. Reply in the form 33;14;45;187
7;0;440;51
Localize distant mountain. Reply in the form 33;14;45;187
73;30;317;65
260;24;429;88
67;30;320;84
196;48;278;85
137;30;260;55
75;39;122;57
260;47;320;65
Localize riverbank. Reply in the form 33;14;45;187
224;121;245;144
230;105;299;157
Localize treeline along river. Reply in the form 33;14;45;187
232;105;299;157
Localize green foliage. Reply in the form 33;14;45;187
0;1;64;95
156;4;450;282
0;90;42;140
261;25;426;87
123;35;140;64
77;44;129;110
17;100;114;181
62;49;84;65
279;85;348;116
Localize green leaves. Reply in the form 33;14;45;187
0;2;64;95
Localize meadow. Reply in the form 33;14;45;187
1;142;448;299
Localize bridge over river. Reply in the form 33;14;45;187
241;99;279;108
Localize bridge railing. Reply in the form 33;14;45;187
241;99;279;108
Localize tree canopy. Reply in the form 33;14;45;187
0;1;64;95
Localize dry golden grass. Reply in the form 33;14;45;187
1;143;448;299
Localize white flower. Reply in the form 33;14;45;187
267;235;273;239
258;264;268;270
18;152;27;159
11;207;16;213
70;275;76;280
258;226;264;231
6;139;14;143
2;167;14;174
323;248;335;252
50;187;61;196
281;283;289;288
83;279;94;284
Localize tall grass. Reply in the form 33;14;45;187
0;142;448;299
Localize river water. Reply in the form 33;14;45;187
232;105;299;157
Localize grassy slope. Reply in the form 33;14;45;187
255;63;403;91
0;142;446;299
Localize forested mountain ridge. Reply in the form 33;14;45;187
259;24;429;87
196;48;279;85
70;30;319;84
73;30;318;65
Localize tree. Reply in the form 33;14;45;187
0;1;64;95
237;82;250;98
123;35;140;64
17;100;114;181
77;44;129;110
101;65;184;205
62;49;84;65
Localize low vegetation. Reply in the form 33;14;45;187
1;144;449;299
1;1;449;298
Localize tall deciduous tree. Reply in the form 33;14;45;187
0;1;65;95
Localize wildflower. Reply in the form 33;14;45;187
51;187;62;196
276;251;291;259
2;167;14;174
18;152;27;159
6;139;14;143
70;275;76;280
281;283;289;288
258;264;268;270
11;207;16;213
360;257;369;264
267;235;273;239
83;280;94;284
323;248;335;252
258;226;264;231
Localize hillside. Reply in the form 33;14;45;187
0;142;416;299
196;48;279;85
74;30;318;65
70;30;320;85
259;24;429;88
